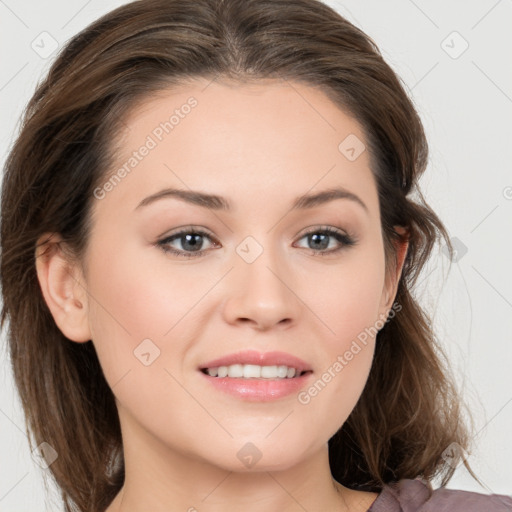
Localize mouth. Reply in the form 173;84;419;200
198;350;314;401
200;364;312;379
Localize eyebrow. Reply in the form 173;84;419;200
135;186;368;213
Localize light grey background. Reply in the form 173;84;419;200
1;0;511;510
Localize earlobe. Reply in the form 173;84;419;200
35;233;91;343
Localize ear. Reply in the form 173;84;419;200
35;233;91;343
378;225;409;318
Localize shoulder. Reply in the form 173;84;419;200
368;478;512;511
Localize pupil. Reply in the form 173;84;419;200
310;233;328;250
183;234;202;251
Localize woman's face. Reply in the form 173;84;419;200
68;78;400;472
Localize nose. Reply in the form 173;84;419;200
221;241;302;331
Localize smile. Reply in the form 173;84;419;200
201;364;310;379
198;350;314;401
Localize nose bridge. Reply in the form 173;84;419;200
237;233;290;298
223;233;300;329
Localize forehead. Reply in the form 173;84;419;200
94;78;379;220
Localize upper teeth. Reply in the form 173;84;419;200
206;364;299;379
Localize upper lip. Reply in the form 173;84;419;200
200;350;312;374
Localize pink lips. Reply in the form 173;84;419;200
199;350;313;401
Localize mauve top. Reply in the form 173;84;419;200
367;478;512;511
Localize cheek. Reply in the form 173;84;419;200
83;238;169;382
310;245;386;353
298;302;379;443
83;234;219;383
299;247;385;424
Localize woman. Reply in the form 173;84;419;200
1;0;510;511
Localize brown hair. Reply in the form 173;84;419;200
1;0;478;510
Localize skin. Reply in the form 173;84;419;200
36;78;408;512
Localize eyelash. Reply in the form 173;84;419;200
156;226;357;259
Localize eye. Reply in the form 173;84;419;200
294;226;356;256
157;227;218;259
156;225;357;259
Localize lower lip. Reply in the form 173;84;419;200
200;371;313;401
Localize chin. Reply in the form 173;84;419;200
197;433;320;473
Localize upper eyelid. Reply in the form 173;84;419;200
161;227;218;242
160;225;348;238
